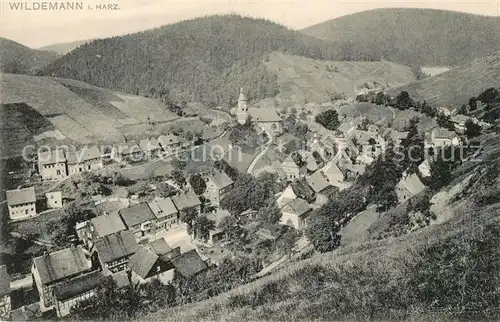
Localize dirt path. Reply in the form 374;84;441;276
246;129;272;174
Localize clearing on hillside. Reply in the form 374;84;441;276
264;52;416;105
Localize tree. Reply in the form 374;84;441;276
218;215;239;239
156;182;177;198
180;208;199;234
436;112;454;131
194;215;215;241
277;229;299;258
395;91;414;110
189;173;207;195
458;104;468;115
305;212;341;253
464;119;482;139
469;97;478;111
315;110;340;131
171;169;186;187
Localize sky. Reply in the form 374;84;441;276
1;0;499;48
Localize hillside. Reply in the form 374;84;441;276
0;73;178;156
39;14;353;107
389;52;500;107
0;37;60;74
38;38;95;55
302;8;500;66
264;52;416;104
149;133;500;321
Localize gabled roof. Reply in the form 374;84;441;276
171;191;201;211
53;270;105;301
283;198;311;217
276;185;298;209
324;161;344;183
38;149;66;165
149;198;178;219
149;238;172;256
306;171;331;193
114;141;142;156
170;249;207;278
281;155;298;168
397;173;426;196
111;271;130;289
431;128;457;140
90;213;126;238
248;108;282;122
33;246;91;285
158;134;184;147
139;137;161;152
119;202;155;227
206;170;234;190
305;154;318;172
0;265;10;297
94;230;138;263
6;187;36;206
128;247;159;279
66;146;102;164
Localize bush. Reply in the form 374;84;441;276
315;110;340;131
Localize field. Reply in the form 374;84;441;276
391;52;500;107
264;52;416;106
0;73;179;150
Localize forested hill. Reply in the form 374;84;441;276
0;37;60;74
302;8;500;66
40;15;354;107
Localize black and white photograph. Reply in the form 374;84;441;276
0;0;500;320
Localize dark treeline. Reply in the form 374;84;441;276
39;15;375;107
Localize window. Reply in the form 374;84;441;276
56;170;61;175
25;209;29;215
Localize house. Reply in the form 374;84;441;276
6;187;36;221
139;137;162;158
76;213;126;250
45;191;63;209
418;160;431;178
111;271;130;289
382;129;409;145
129;247;175;285
204;170;234;206
170;249;208;279
305;153;319;173
91;230;138;275
111;141;143;163
323;161;348;190
52;270;104;317
281;155;303;182
171;191;202;217
158;134;187;154
338;121;356;136
149;197;179;231
248;107;283;135
119;203;157;239
270;160;287;182
427;128;460;149
256;223;281;241
66;146;103;175
205;209;232;245
148;238;181;260
306;171;335;198
0;265;11;318
31;246;93;313
276;185;298;209
341;162;367;180
290;178;316;203
280;198;312;230
396;173;426;203
38;149;67;180
9;302;40;321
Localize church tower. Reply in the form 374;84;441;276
236;87;249;125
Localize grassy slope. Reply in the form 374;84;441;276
302;8;500;66
265;52;416;104
389;52;500;107
149;133;500;321
0;37;60;74
0;73;178;149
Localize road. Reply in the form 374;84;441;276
246;128;272;174
10;274;33;290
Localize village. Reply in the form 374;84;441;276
0;85;492;320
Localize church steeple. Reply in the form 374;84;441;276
238;87;247;112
